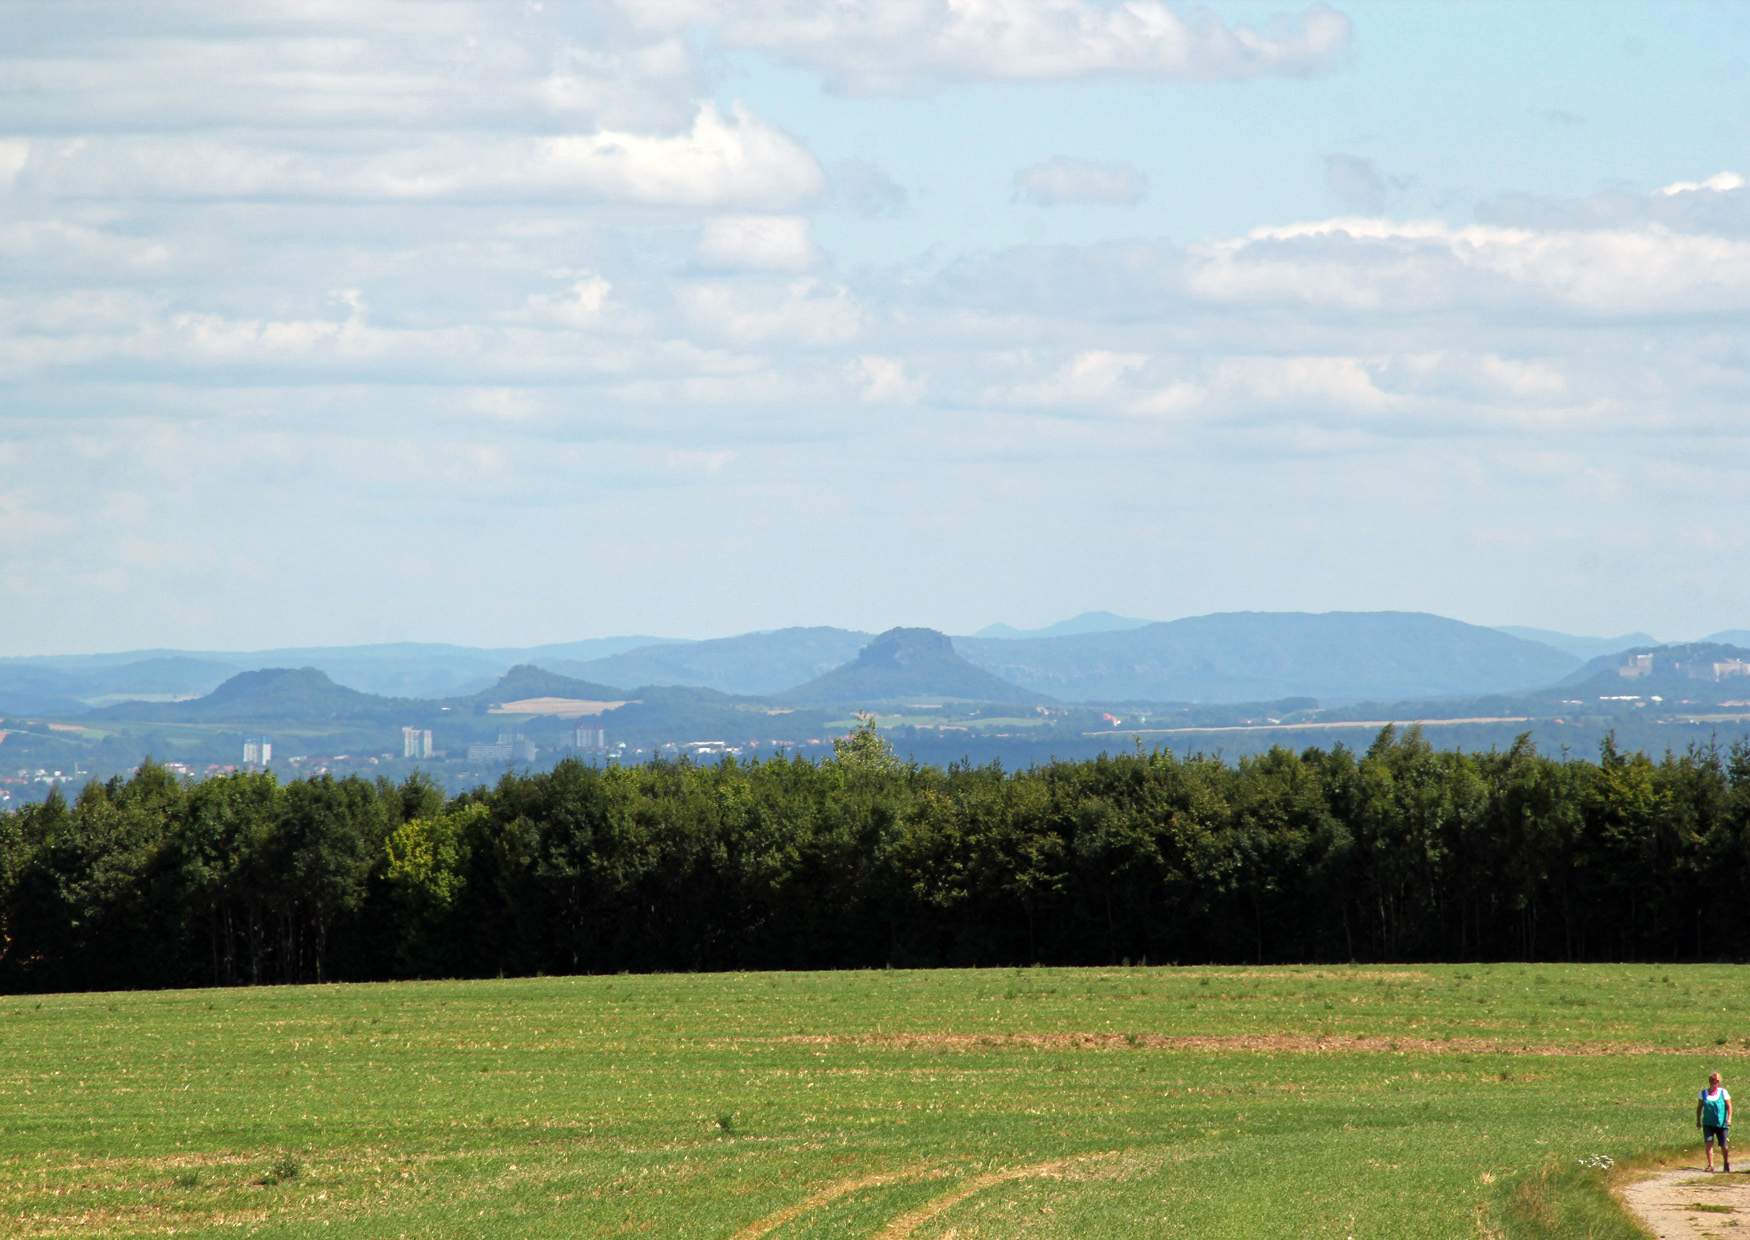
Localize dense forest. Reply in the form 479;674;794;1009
3;723;1749;994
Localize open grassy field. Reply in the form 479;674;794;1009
3;964;1739;1237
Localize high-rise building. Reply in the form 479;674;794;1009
402;726;433;759
572;724;606;750
466;732;536;765
243;737;272;766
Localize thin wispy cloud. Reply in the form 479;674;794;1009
1013;158;1148;207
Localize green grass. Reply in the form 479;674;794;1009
1;964;1737;1236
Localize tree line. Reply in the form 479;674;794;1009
3;723;1749;993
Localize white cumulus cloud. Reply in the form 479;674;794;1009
677;278;866;347
659;0;1353;92
695;215;819;272
1659;171;1745;196
18;104;825;210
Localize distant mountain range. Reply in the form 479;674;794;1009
974;611;1153;640
552;626;871;696
954;611;1580;704
13;621;1749;784
0;635;681;706
1493;626;1659;660
5;612;1746;720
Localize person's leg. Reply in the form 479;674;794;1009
1723;1130;1730;1173
1706;1131;1717;1171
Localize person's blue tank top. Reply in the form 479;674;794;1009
1703;1088;1730;1127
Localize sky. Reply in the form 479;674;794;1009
2;0;1747;654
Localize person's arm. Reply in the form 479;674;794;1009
1728;1093;1733;1126
1699;1095;1706;1127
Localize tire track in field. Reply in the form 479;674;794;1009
732;1149;1143;1238
874;1150;1130;1239
731;1164;944;1239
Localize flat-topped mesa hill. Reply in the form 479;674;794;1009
782;627;1043;707
94;666;405;723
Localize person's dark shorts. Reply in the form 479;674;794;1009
1705;1124;1730;1146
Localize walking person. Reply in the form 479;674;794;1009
1699;1071;1733;1172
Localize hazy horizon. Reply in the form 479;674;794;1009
0;607;1722;663
5;1;1747;655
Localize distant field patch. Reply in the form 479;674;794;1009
488;696;628;717
78;693;199;708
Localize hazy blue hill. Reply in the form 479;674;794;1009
954;611;1582;704
94;667;408;723
513;635;686;662
783;628;1043;707
557;627;872;696
1557;642;1750;701
0;656;268;711
84;656;243;697
974;611;1154;640
460;665;629;706
0;649;195;672
250;646;510;698
0;665;91;715
1494;626;1659;660
1704;630;1750;647
2;639;680;700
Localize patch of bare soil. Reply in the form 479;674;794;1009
1619;1164;1750;1238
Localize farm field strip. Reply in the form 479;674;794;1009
1;964;1738;1237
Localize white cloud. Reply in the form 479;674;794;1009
695;215;819;272
974;344;1618;438
2;3;705;133
523;275;614;329
665;447;736;474
19;104;825;209
986;349;1149;410
851;354;925;405
0;140;28;188
1659;171;1746;196
1187;217;1750;315
654;1;1352;92
677;278;865;346
461;388;547;423
1013;157;1147;206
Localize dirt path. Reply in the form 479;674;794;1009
1619;1164;1750;1238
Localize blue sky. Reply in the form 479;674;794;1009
2;1;1747;653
